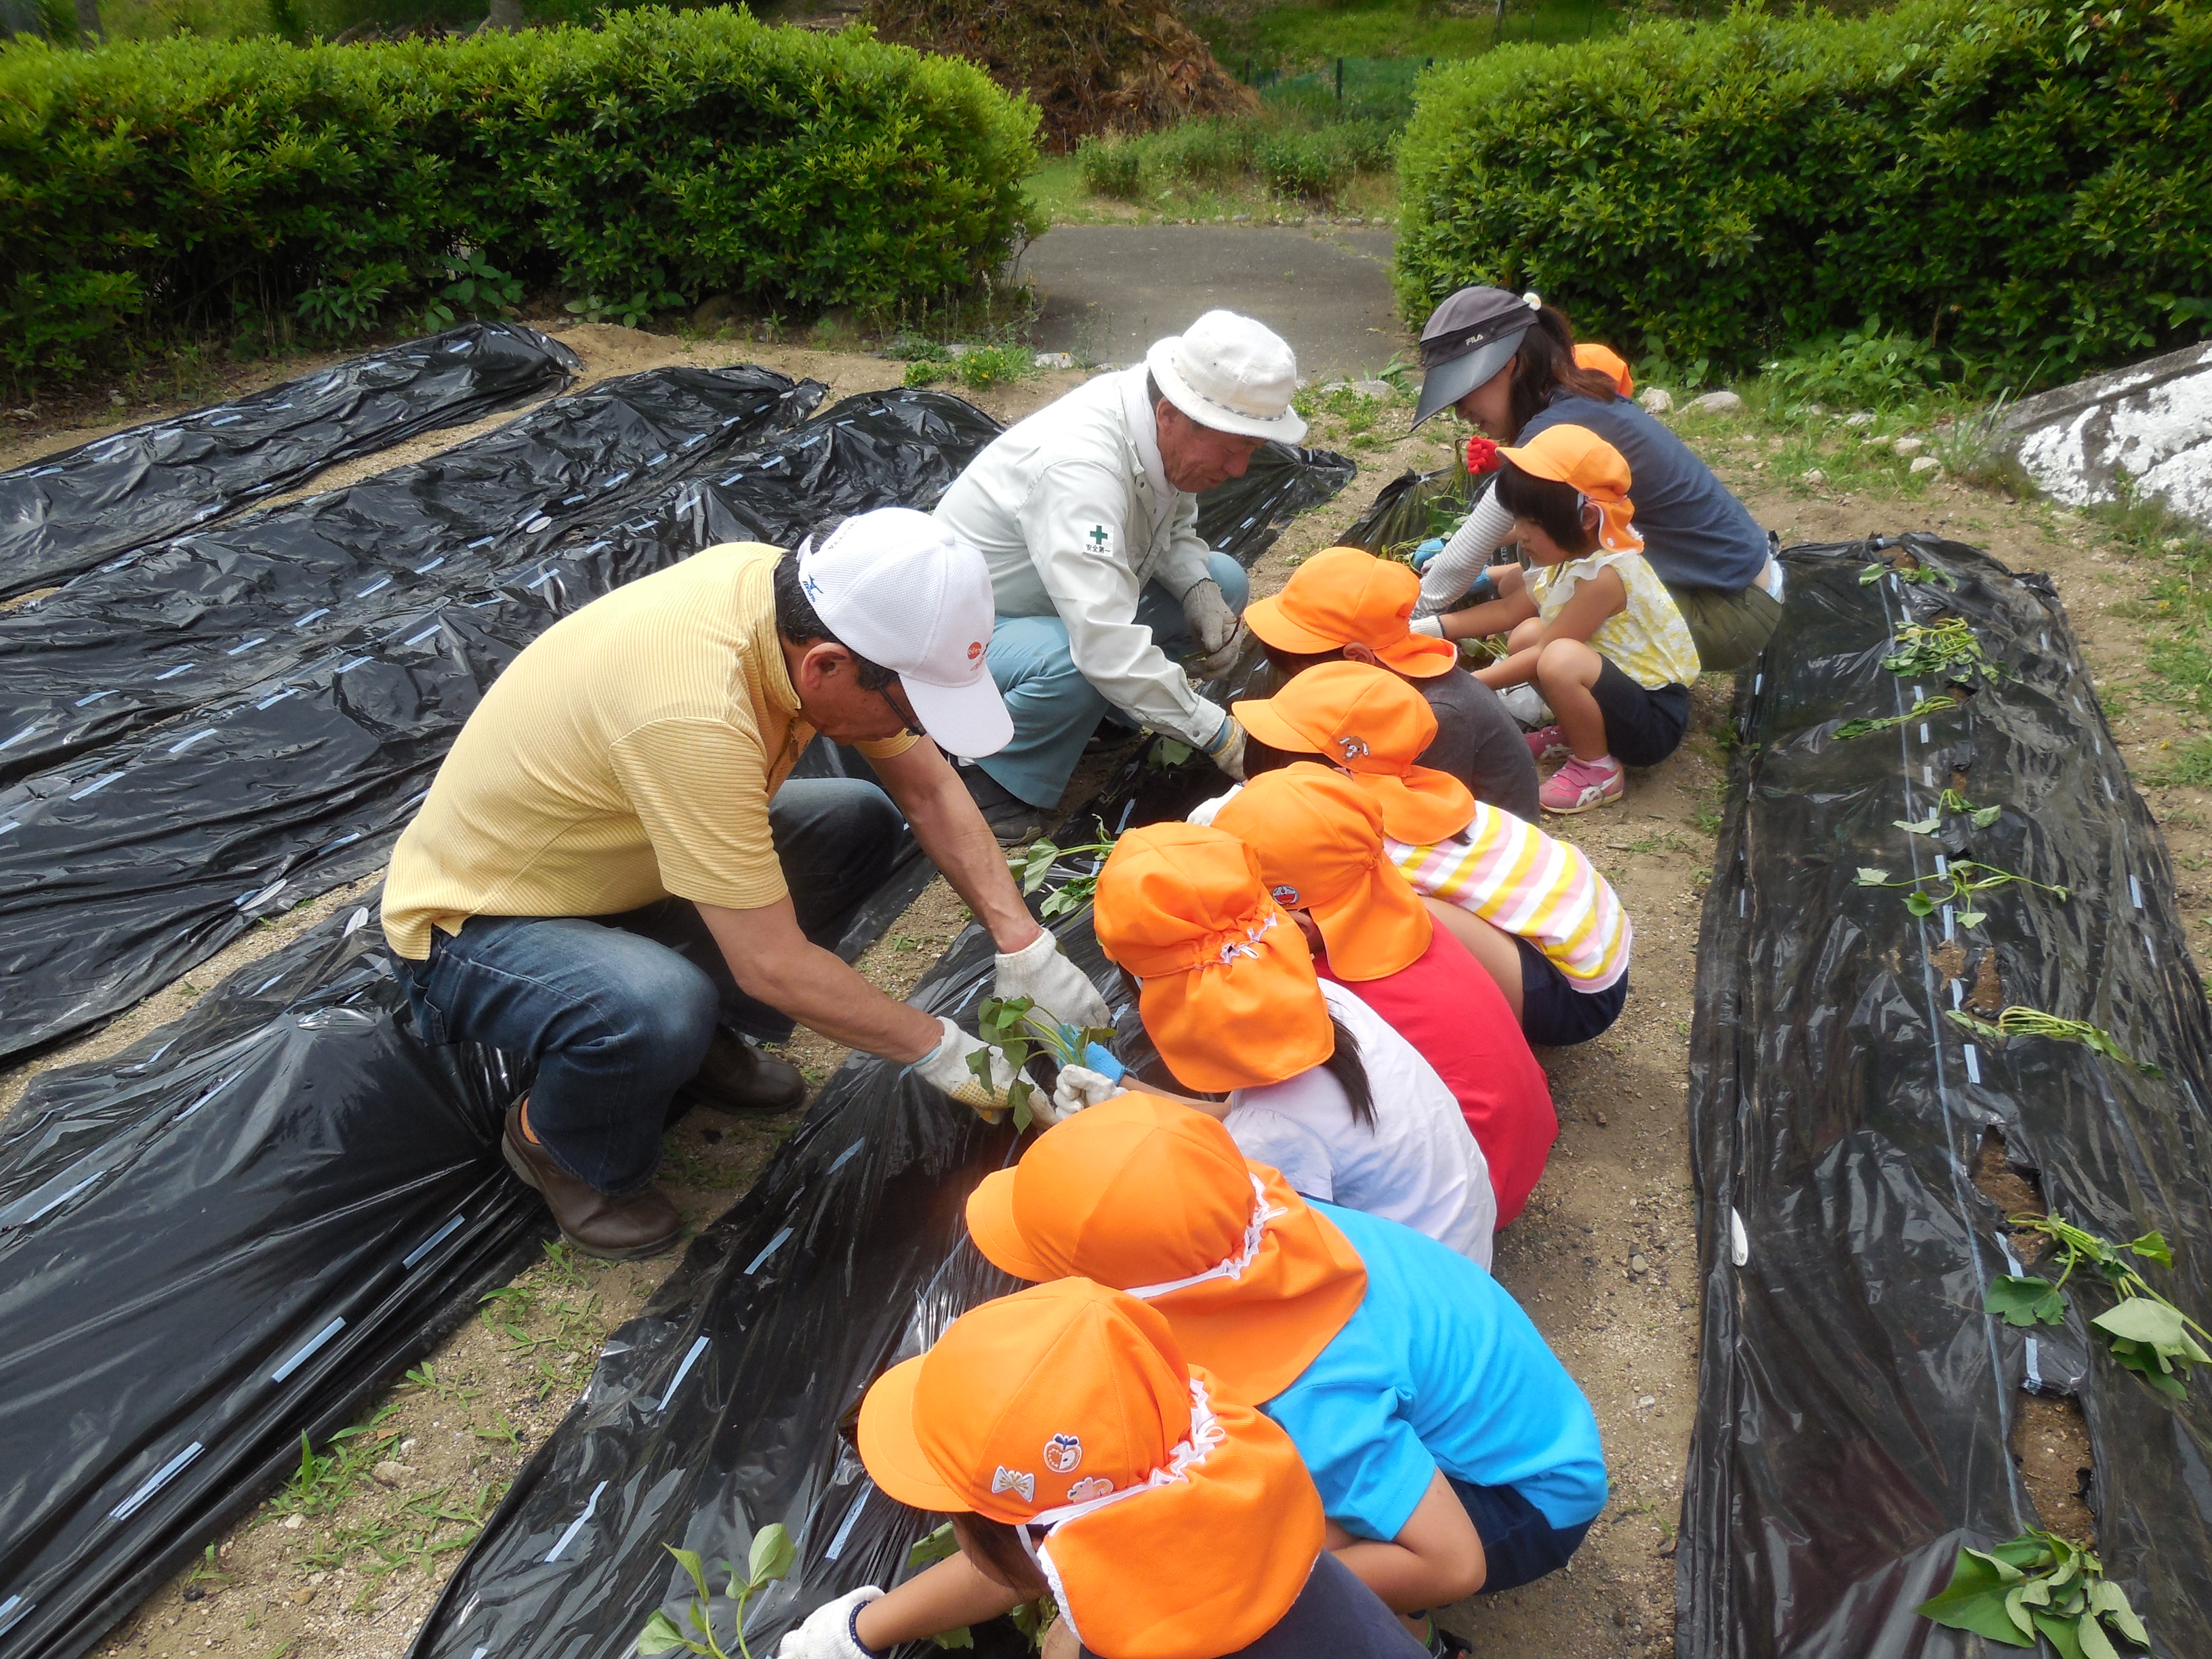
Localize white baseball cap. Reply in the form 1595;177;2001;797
794;507;1012;758
1146;310;1308;444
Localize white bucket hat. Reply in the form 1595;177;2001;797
1146;310;1308;445
794;507;1013;758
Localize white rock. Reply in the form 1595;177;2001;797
1320;380;1349;394
1862;434;1893;449
1344;216;1364;226
283;1514;305;1530
1844;411;1876;427
1802;469;1826;485
1910;455;1944;476
1637;387;1674;414
1349;379;1393;401
1230;213;1252;224
1893;436;1926;457
1033;352;1075;371
370;1460;406;1488
1687;390;1743;415
943;342;973;359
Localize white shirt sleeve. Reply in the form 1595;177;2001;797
1019;460;1227;748
1152;489;1215;602
1414;490;1516;618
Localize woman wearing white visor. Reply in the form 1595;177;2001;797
1406;287;1784;674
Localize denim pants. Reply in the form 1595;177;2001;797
975;551;1250;809
389;778;903;1194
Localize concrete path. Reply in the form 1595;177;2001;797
1020;224;1412;380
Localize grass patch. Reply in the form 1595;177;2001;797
1190;0;1629;74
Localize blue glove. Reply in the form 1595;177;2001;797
1080;1043;1126;1081
1411;537;1446;571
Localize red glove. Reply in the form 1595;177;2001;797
1466;436;1500;476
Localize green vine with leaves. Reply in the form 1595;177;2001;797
1917;1528;2150;1656
1883;617;2002;680
971;996;1120;1132
1896;787;2003;835
1835;694;1958;739
1854;861;2066;928
637;1524;795;1659
1945;1006;2158;1075
1985;1212;2209;1399
1010;832;1115;921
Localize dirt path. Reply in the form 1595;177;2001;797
35;341;2206;1659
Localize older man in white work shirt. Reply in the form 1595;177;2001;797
933;310;1307;842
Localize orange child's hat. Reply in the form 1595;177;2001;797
1091;822;1334;1092
857;1277;1325;1659
965;1092;1370;1402
1574;342;1635;397
1214;764;1435;981
1232;658;1477;844
1241;546;1458;678
1498;424;1641;554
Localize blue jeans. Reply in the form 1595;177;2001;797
976;551;1250;808
388;778;903;1194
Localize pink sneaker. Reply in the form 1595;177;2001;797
1524;724;1570;764
1540;754;1625;814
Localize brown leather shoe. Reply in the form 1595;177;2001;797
501;1103;680;1261
681;1028;807;1115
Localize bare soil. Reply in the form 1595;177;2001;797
25;333;2202;1659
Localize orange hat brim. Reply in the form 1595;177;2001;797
1304;865;1433;981
1230;693;1326;760
1368;631;1458;678
1240;590;1344;657
1356;767;1477;844
856;1355;966;1513
965;1168;1052;1282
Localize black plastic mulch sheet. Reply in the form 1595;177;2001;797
0;364;817;789
0;391;1354;1657
0;899;540;1659
1681;535;2212;1658
0;324;580;604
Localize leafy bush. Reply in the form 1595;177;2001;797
1258;128;1354;200
1395;0;2212;383
1147;115;1259;186
0;7;1040;386
1076;134;1147;201
1763;320;1948;409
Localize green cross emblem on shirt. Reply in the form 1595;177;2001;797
1088;524;1109;548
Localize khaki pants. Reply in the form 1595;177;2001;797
1666;581;1782;674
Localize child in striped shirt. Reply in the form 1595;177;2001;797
1193;659;1631;1046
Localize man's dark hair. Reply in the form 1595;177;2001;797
771;533;900;691
1494;456;1597;555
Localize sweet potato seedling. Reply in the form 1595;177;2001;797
1984;1212;2211;1399
1917;1528;2150;1655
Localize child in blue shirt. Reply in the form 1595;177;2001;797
963;1092;1605;1635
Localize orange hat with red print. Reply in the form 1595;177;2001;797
857;1278;1325;1659
1232;658;1477;844
1213;764;1435;981
1498;424;1641;554
1241;546;1458;678
1090;822;1334;1092
964;1092;1368;1403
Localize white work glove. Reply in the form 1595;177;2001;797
1038;1064;1129;1128
1182;579;1245;678
775;1586;885;1659
1201;714;1247;781
995;930;1113;1030
1409;613;1448;638
914;1017;1027;1122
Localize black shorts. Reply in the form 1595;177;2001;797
1515;936;1628;1046
1448;1477;1593;1595
1591;659;1690;768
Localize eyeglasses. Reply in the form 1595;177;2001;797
878;678;924;739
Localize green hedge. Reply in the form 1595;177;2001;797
0;7;1041;383
1394;0;2212;382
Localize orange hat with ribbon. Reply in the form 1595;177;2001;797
1241;546;1458;678
1213;764;1434;981
1091;822;1333;1092
857;1278;1325;1659
1499;424;1641;554
965;1092;1368;1402
1574;342;1635;397
1232;659;1477;844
